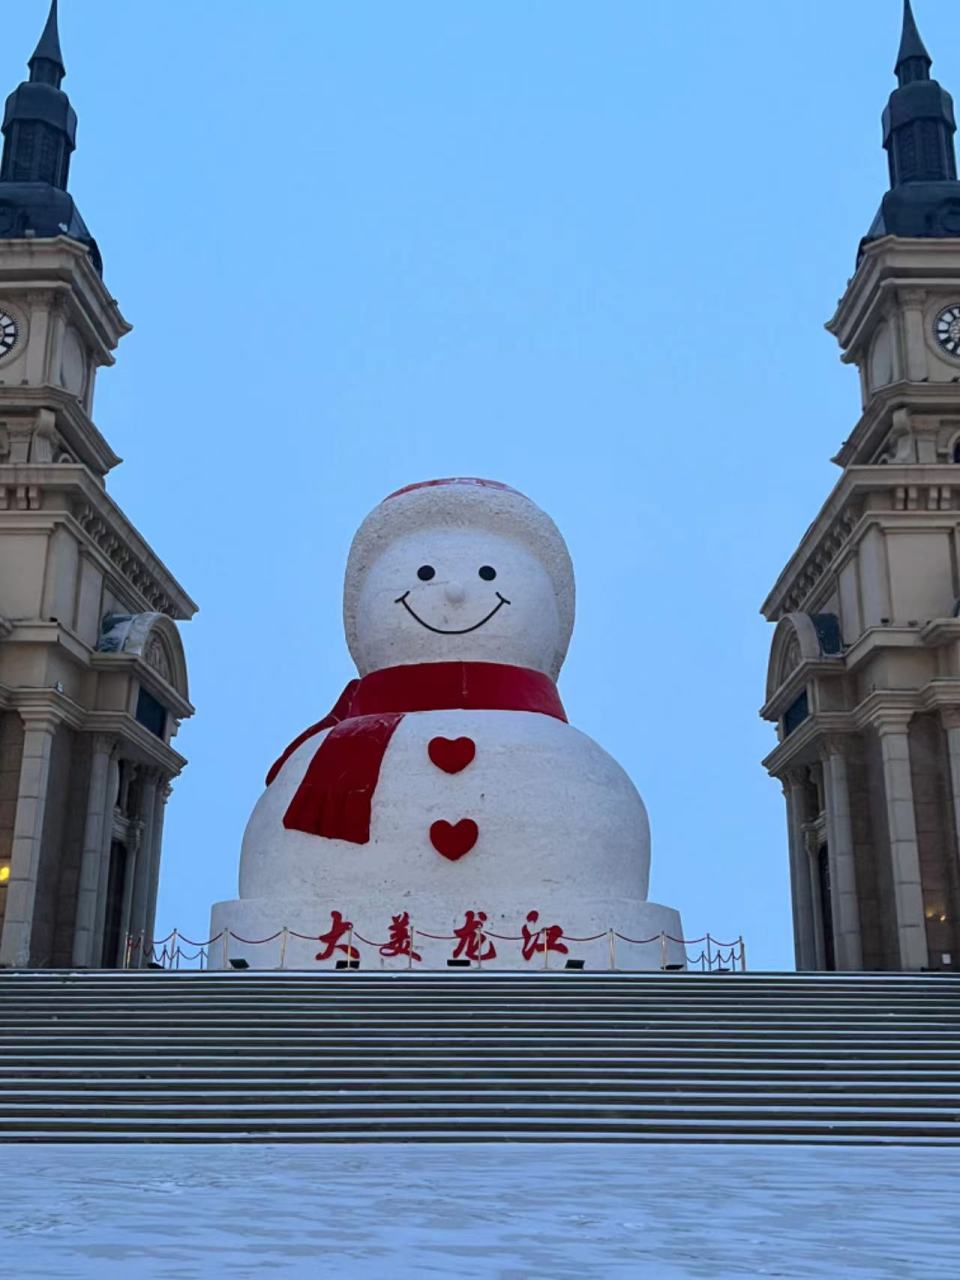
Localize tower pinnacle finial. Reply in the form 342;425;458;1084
859;0;960;250
28;0;66;89
896;0;932;85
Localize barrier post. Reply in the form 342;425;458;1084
477;926;485;970
706;933;714;972
278;927;289;970
121;933;131;970
347;925;355;970
221;928;229;970
739;936;747;972
170;929;179;970
408;923;415;970
607;929;616;972
659;931;667;971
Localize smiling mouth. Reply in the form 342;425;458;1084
394;591;511;635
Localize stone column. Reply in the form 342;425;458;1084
90;752;121;965
0;711;59;968
874;713;928;970
803;826;827;969
127;769;160;962
118;819;144;964
782;771;817;970
142;779;172;964
899;288;929;382
71;734;115;967
820;738;863;971
940;708;960;861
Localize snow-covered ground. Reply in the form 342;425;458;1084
1;1143;957;1279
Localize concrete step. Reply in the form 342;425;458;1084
1;969;957;1144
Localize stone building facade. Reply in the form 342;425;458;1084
762;3;960;972
0;5;195;968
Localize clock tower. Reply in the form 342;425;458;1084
762;2;960;972
0;3;196;968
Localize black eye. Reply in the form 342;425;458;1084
417;565;435;581
478;565;496;581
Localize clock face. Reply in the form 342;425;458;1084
0;310;17;359
935;304;960;358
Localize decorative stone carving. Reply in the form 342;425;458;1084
96;611;189;698
781;502;861;614
143;635;172;683
76;502;178;616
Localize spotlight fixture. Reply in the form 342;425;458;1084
228;957;250;970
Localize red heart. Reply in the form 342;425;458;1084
430;819;479;861
428;736;476;774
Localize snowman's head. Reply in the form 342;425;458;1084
344;479;575;680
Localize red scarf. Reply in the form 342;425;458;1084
268;661;567;845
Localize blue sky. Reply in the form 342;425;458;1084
7;1;954;970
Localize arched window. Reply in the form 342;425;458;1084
952;439;960;464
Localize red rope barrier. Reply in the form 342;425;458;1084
563;932;607;943
228;931;284;945
415;930;457;941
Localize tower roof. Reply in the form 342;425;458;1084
895;0;932;82
862;1;960;254
29;1;66;86
0;0;101;273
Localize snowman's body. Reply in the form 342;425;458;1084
211;479;684;970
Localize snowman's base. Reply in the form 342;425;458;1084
207;896;685;971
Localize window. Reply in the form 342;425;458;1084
783;690;810;737
135;687;166;739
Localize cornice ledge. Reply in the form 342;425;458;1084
89;652;194;720
834;383;960;469
759;658;845;724
843;625;925;671
761;712;853;777
920;619;960;648
0;466;197;619
851;690;918;733
917;679;960;715
763;467;960;621
82;710;187;772
10;687;86;731
0;236;131;350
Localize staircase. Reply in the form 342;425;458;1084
1;969;959;1144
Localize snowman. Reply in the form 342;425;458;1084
210;478;684;969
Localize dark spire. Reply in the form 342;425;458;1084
28;1;66;89
895;1;932;85
862;1;960;251
0;2;101;273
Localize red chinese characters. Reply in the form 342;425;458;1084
521;910;568;963
379;911;422;963
451;910;496;963
315;910;359;962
